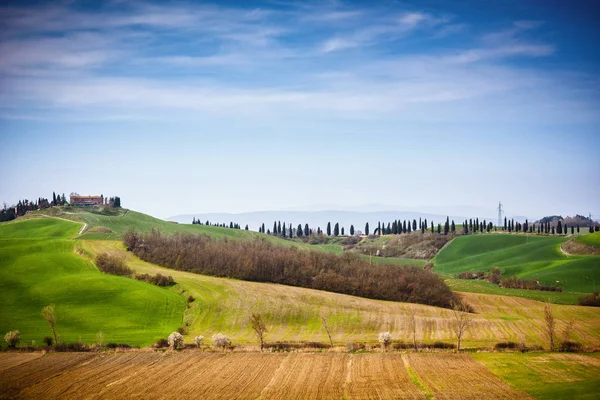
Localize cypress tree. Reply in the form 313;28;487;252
504;217;507;231
365;222;369;235
437;224;441;234
297;224;303;237
571;226;574;234
412;219;417;231
403;220;407;233
290;223;293;238
245;225;249;230
407;222;411;233
557;220;562;234
327;222;331;236
305;223;309;237
52;192;56;206
341;227;345;236
392;221;398;235
431;221;434;233
387;222;392;234
282;223;286;238
278;221;281;235
273;221;277;235
444;216;450;235
377;222;381;236
577;225;580;233
451;220;456;232
262;223;265;233
551;226;555;235
334;222;339;236
350;225;354;235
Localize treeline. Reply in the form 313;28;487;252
96;252;174;287
0;191;66;222
123;230;463;309
457;268;562;292
192;218;248;231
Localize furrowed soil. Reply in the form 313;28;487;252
0;352;568;400
407;353;533;399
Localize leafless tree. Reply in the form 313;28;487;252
407;306;418;351
41;304;59;344
320;313;334;348
544;303;556;352
250;313;267;352
559;318;575;352
450;301;472;352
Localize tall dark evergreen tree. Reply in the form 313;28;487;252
388;222;392;234
278;221;282;235
350;225;355;235
571;226;575;235
403;220;407;233
282;223;286;238
504;217;507;231
365;222;369;236
327;222;332;236
557;220;562;234
52;192;56;206
412;219;417;231
334;222;339;236
407;222;411;233
451;220;456;232
377;222;381;236
444;216;450;235
341;227;345;236
431;221;434;233
262;223;265;233
437;224;441;234
297;224;303;237
273;221;277;235
305;223;309;237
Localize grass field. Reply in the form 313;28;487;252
434;234;600;293
0;352;547;400
474;352;600;399
78;240;600;349
0;218;185;346
576;231;600;248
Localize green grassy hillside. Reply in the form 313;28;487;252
0;218;185;346
576;231;600;248
434;234;600;293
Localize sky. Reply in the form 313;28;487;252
0;0;599;220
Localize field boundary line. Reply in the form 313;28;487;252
342;354;353;399
401;353;433;399
255;353;291;399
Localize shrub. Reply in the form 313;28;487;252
578;291;600;307
194;336;204;348
4;330;20;348
134;273;175;287
346;342;366;352
559;341;583;353
430;342;456;350
43;336;53;347
187;295;195;304
154;338;169;348
177;327;188;335
168;332;184;350
54;342;91;352
96;253;132;276
392;342;412;350
494;342;518;351
212;333;231;351
500;276;562;292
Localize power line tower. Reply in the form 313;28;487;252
497;201;504;228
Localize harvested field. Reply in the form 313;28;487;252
2;351;575;400
407;353;533;399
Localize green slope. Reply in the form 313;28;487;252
576;231;600;248
0;218;185;346
434;234;600;293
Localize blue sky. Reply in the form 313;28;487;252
0;0;599;219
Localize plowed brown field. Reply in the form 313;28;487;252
0;351;552;400
407;353;533;399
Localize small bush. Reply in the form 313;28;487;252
579;291;600;307
346;342;366;352
134;273;175;287
430;342;456;350
212;333;231;351
154;338;169;348
194;335;204;348
494;342;518;351
187;295;195;304
560;341;583;353
43;336;53;347
54;342;91;352
378;332;392;351
4;330;20;349
96;253;132;276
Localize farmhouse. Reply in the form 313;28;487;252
70;195;104;207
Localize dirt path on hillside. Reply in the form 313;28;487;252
39;214;87;236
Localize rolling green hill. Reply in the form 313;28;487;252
576;231;600;248
434;234;600;294
0;218;185;346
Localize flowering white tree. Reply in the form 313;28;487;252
194;335;204;349
168;331;184;350
378;331;392;352
4;330;20;349
212;333;231;352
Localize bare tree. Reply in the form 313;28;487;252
320;313;334;348
96;330;104;347
407;306;418;351
249;313;267;352
450;301;472;352
41;304;59;345
559;318;574;352
544;303;556;352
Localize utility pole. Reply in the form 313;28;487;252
497;201;504;229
